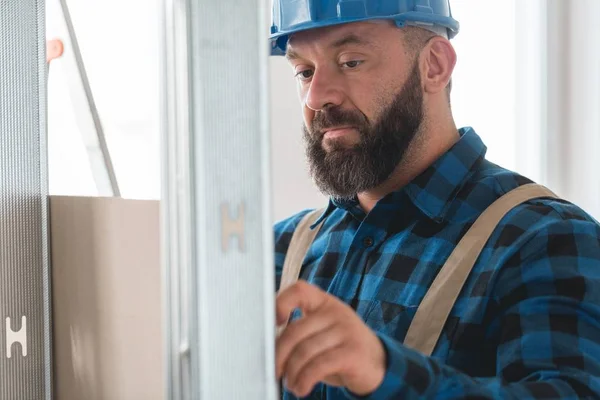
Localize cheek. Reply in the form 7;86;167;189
357;80;399;123
302;107;315;127
343;74;389;124
297;86;314;126
346;88;378;124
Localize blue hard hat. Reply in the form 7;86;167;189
270;0;459;55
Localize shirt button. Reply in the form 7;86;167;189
363;237;374;248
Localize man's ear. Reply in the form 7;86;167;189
421;37;456;95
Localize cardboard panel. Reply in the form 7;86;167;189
50;196;163;400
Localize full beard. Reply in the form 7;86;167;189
303;60;424;201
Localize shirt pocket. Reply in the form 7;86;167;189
362;300;419;341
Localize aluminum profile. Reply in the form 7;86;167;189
0;0;52;399
160;0;276;398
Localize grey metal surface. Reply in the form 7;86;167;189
54;0;121;197
0;0;53;399
160;0;276;398
160;1;194;398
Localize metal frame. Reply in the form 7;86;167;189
160;0;277;398
160;0;195;397
0;0;53;398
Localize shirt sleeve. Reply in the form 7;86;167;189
345;206;600;399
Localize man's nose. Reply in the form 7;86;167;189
304;68;345;112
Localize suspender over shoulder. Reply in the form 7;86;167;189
278;183;558;354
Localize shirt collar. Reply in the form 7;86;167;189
311;196;361;228
404;127;486;222
312;127;487;227
311;201;335;229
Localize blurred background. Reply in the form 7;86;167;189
46;0;600;222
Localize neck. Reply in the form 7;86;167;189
357;122;460;213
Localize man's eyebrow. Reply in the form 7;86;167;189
285;33;374;60
285;48;300;61
330;34;373;49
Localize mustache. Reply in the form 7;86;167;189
310;107;369;137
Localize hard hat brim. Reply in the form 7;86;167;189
269;12;459;56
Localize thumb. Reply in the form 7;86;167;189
276;281;327;325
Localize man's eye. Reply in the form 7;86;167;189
295;69;314;80
342;60;363;69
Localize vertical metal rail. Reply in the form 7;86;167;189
0;0;53;398
160;0;276;398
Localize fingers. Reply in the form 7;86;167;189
284;325;346;389
276;310;337;378
287;346;349;398
275;281;386;397
276;281;328;325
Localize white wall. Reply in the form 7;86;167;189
545;0;600;218
46;0;600;222
47;0;161;199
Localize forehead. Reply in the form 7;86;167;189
286;20;397;55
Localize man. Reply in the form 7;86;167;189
271;1;600;399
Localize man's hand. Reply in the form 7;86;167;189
276;281;386;397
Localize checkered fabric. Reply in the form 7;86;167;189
274;127;600;399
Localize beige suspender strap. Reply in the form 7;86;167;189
279;208;325;293
403;183;558;356
277;209;325;335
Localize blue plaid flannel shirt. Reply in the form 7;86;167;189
274;127;600;399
